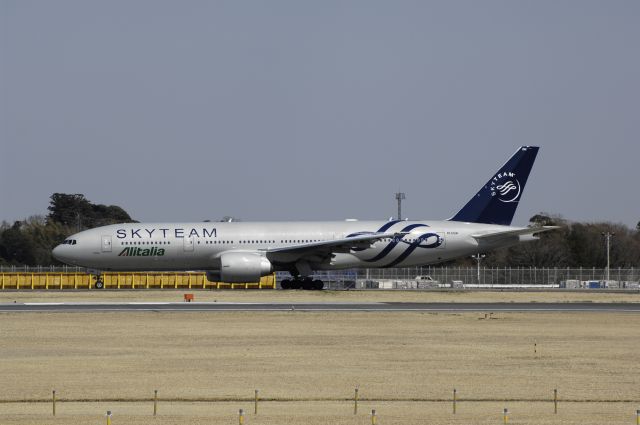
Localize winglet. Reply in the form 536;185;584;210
449;146;539;226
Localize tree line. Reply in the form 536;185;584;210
0;194;134;266
475;214;640;269
1;194;639;267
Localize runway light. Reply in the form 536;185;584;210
255;389;259;415
354;387;359;415
153;390;158;416
453;388;457;414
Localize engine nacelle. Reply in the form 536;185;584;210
210;252;272;283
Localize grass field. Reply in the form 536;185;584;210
1;401;639;425
2;288;640;304
1;295;639;424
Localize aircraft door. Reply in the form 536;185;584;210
101;235;112;252
183;237;194;252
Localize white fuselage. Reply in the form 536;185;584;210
52;219;527;272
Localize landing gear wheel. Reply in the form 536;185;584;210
312;280;324;290
302;278;314;290
290;280;302;290
281;279;291;290
95;280;104;289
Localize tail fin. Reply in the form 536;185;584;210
449;146;539;226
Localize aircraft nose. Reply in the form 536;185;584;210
52;244;68;262
52;245;62;261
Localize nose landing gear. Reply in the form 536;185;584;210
92;274;104;289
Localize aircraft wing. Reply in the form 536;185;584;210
471;226;560;243
264;232;404;263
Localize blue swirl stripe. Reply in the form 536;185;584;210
346;221;443;267
345;220;403;251
382;233;443;268
362;223;429;262
377;220;402;233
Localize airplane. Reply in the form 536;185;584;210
53;146;556;289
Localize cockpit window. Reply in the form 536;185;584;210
62;239;77;245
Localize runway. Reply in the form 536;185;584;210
1;302;639;313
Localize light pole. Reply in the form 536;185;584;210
601;232;615;282
395;192;405;220
471;254;486;284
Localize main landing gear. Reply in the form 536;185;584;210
280;278;324;290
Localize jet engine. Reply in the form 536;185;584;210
206;252;273;283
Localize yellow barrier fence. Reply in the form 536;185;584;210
0;272;276;290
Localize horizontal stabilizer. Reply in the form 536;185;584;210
471;226;559;243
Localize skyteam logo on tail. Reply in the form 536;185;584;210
490;172;521;203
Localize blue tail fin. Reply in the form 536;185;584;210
449;146;539;226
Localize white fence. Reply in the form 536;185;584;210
2;266;639;289
305;267;640;288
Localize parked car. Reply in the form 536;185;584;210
414;275;439;288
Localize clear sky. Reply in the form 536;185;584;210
1;1;639;227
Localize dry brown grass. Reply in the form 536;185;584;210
1;401;639;425
0;310;638;424
2;288;640;304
